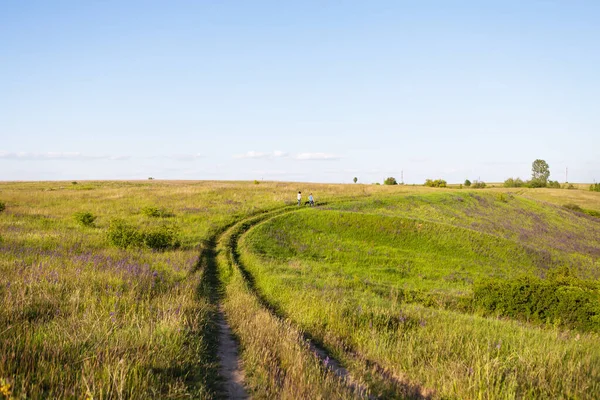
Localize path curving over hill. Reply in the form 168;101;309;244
206;203;433;399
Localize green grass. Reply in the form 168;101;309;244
239;191;600;398
0;180;376;398
1;181;599;398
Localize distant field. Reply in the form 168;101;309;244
1;181;599;398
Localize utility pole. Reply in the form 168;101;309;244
401;170;404;184
565;167;568;183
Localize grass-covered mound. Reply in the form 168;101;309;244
239;193;600;398
247;209;549;298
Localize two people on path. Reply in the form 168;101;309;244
297;191;315;206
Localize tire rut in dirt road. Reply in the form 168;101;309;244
197;234;249;399
216;305;247;399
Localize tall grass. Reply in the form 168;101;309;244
0;180;379;398
239;195;600;398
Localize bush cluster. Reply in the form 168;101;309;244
424;179;447;188
473;273;600;332
143;225;181;250
504;177;525;188
107;219;180;250
0;201;5;213
383;177;397;185
547;180;561;188
73;211;96;227
471;180;486;189
464;179;471;187
504;177;563;189
590;183;600;192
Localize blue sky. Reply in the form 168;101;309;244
1;1;599;183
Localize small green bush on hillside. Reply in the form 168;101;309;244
425;179;447;188
73;211;96;227
563;203;583;212
473;274;600;332
464;179;471;187
590;183;600;192
142;224;181;250
0;201;5;212
141;206;174;218
107;219;142;248
383;177;398;185
563;203;600;218
584;209;600;218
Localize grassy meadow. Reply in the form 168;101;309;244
0;180;599;398
239;190;600;398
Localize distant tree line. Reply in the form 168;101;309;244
378;159;594;189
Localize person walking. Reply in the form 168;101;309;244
308;193;314;207
297;191;302;206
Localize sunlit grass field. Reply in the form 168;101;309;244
1;180;599;398
0;180;369;398
240;191;600;398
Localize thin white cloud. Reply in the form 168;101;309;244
233;150;290;159
233;151;270;159
295;152;341;161
0;151;130;161
168;153;204;161
273;150;288;158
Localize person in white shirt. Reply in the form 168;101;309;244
297;191;302;206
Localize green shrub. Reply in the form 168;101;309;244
107;219;180;250
563;204;600;218
547;180;561;189
473;275;600;332
504;177;524;188
0;201;5;213
141;206;173;218
73;211;96;227
464;179;471;187
471;180;486;189
590;183;600;192
583;209;600;218
107;219;142;249
528;179;547;188
254;180;260;185
425;179;447;188
563;203;583;212
383;177;398;185
142;224;181;250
